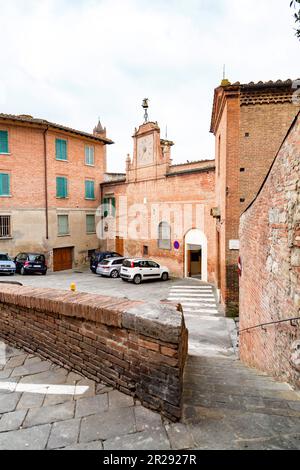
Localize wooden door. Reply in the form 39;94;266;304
190;250;202;276
53;247;73;272
116;237;124;255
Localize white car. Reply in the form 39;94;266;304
120;258;169;284
0;253;16;275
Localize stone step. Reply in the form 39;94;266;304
183;391;300;418
184;375;294;392
183;383;300;402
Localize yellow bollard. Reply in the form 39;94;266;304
70;282;76;292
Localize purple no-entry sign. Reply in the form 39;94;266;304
174;241;180;250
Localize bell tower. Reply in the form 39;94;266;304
126;99;174;183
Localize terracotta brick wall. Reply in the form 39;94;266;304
211;82;300;317
0;284;188;421
239;102;299;212
102;168;216;281
0;122;106;210
239;113;300;388
0;119;108;268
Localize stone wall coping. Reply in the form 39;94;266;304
0;284;184;344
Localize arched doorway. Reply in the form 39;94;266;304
184;229;208;281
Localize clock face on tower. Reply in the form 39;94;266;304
137;134;154;166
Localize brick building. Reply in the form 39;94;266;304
0;114;113;270
210;79;300;316
101;120;217;281
239;112;300;388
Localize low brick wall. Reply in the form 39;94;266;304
239;113;300;389
0;285;188;421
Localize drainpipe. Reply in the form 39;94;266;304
100;182;104;243
43;126;49;239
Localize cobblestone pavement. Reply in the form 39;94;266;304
0;278;300;450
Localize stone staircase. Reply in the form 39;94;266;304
174;279;300;450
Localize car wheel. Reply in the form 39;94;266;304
133;274;142;285
161;272;169;281
110;270;119;279
20;267;26;275
42;271;47;276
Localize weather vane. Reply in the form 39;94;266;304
142;98;149;123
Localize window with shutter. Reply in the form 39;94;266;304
85;145;95;166
85;180;95;199
0;173;10;196
56;139;67;161
0;131;9;154
56;177;68;198
102;196;116;217
158;221;171;250
86;214;96;233
57;215;69;235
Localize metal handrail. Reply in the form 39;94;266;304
239;316;300;335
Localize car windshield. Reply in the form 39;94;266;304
28;255;45;262
122;259;132;267
100;260;110;266
0;254;10;261
122;259;139;268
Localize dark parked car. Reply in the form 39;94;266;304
15;253;47;275
90;251;122;273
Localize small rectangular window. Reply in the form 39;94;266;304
86;214;96;233
0;173;10;196
56;177;68;198
56;139;68;161
57;215;69;235
85;145;95;166
0;131;9;154
158;221;171;250
0;215;11;238
143;245;148;256
85;180;95;199
240;168;245;172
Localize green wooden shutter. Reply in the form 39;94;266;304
56;177;68;198
91;181;95;199
0;131;9;154
58;215;69;235
86;214;96;233
56;139;67;160
0;173;10;196
85;180;95;199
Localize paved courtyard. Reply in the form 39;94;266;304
0;273;300;449
8;269;176;303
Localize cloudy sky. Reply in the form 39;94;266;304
0;0;299;171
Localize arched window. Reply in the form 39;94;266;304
158;221;171;250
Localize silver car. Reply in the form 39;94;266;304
96;257;126;278
0;253;16;275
